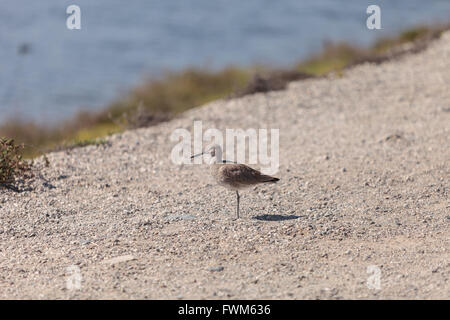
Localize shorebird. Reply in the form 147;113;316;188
191;144;279;219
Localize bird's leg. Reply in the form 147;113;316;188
236;190;240;219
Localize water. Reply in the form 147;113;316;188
1;0;450;123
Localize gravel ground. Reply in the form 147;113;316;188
1;32;450;300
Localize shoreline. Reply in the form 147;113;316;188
0;23;448;157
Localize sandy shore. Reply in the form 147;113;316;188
1;32;449;300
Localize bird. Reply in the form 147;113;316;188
191;144;279;219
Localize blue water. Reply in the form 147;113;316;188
1;0;450;123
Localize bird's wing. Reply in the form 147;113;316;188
218;164;275;185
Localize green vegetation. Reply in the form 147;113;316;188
0;138;32;187
297;43;363;75
107;67;251;117
373;26;435;53
0;24;447;159
296;25;446;75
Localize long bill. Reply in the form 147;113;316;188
190;152;204;159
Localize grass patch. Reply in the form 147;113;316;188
373;26;435;53
0;138;32;187
297;42;363;75
106;67;251;119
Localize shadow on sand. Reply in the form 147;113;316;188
253;214;300;222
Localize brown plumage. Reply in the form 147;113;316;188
191;144;279;219
212;163;279;190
